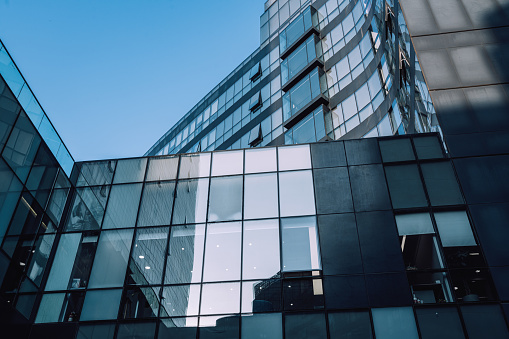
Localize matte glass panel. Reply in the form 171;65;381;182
199;315;239;339
285;313;327;339
379;139;415;162
203;222;241;282
416;307;465;339
241;279;282;313
435;211;476;247
413;136;443;159
173;179;209;224
385;165;428;209
313;167;353;214
245;148;277;173
211;150;243;176
200;282;241;315
243;219;280;280
279;170;315;217
349;164;392;212
77;323;115;339
281;216;321;272
113;158;147;184
278;145;311;171
146;156;179;181
241;313;282;339
395;213;434;235
102;184;142;229
208;176;242;222
324;275;368;309
310;141;347;168
244;173;278;219
117;322;156;339
80;289;122;321
128;227;169;285
461;305;509;339
371;307;419;339
137;181;175;227
157;318;198;339
421;162;464;206
165;224;205;284
88;229;134;288
328;311;373;339
160;285;201;317
179;153;211;178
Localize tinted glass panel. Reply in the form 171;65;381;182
413;136;443;159
371;307;419;339
128;227;169;285
146;156;179;181
173;179;208;224
349;164;392;212
160;285;201;317
313;167;353;214
461;305;509;339
328;311;373;339
200;282;240;315
137;182;175;227
421;162;464;206
416;307;465;339
157;318;198;339
241;313;282;339
80;289;122;321
435;211;476;247
103;184;142;229
117;322;156;339
113;158;147;184
379;139;415;162
284;313;327;339
385;165;428;209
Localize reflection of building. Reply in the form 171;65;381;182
1;0;509;338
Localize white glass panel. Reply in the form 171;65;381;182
244;173;278;219
200;282;240;315
279;170;316;217
203;222;242;282
396;213;435;236
278;145;311;171
211;150;243;176
243;219;280;280
435;211;476;247
245;148;277;173
179;153;211;178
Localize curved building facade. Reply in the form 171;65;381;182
146;0;441;157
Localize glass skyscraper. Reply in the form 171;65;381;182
1;0;509;338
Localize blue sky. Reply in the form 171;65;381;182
0;0;265;161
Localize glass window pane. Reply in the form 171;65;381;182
146;156;179;181
395;213;434;235
173;179;209;225
165;224;205;284
385;165;428;209
77;323;115;339
244;173;278;219
211;150;243;176
199;314;239;339
242;279;282;313
413;136;443;159
243;219;280;280
121;286;160;319
279;170;315;217
435;211;476;247
208;176;242;222
127;227;169;285
281;216;321;272
103;184;142;229
379;139;415;162
421;162;464;206
65;186;108;231
278;145;311;171
285;313;326;339
137;182;175;227
113;158;147;184
328;311;373;339
245;148;277;173
80;289;122;321
242;313;282;339
117;322;156;339
416;307;466;339
35;293;65;323
160;285;201;317
372;307;419;339
158;318;198;339
179;153;211;178
88;229;134;288
203;222;241;282
461;305;509;339
200;282;241;315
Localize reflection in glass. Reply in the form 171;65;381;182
165;224;205;284
435;211;476;247
283;278;324;311
88;229;134;288
45;232;98;291
179;153;211;178
211;150;243;176
146;156;179;181
128;227;169;285
279;170;315;217
199;315;240;339
158;318;198;339
245;148;277;174
46;170;70;225
200;283;241;315
244;173;278;219
408;272;454;304
121;286;161;319
117;322;156;339
208;176;242;222
26;233;56;286
203;222;241;282
243;219;280;280
80;289;123;321
160;285;201;317
113;158;147;184
65;186;109;231
242;313;283;339
281;216;321;272
173;179;209;225
102;184;142;229
242;280;282;313
137;182;175;227
76;160;116;187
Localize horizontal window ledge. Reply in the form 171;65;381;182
283;95;329;130
282;58;325;93
280;27;320;60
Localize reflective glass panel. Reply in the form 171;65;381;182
160;285;201;317
146;156;179;181
102;184;142;229
173;179;209;225
242;280;282;313
200;282;241;315
80;289;122;321
137;182;175;227
208;176;243;222
245;148;277;173
241;313;283;339
113;158;147;184
211;150;243;176
328;311;373;339
285;313;327;339
281;216;321;272
435;211;476;247
179;153;211;178
65;186;108;232
128;227;169;285
278;145;311;170
158;318;198;339
279;170;315;217
203;222;241;282
165;224;205;284
371;307;419;339
243;219;280;280
395;213;434;235
244;173;278;219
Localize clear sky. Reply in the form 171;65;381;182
0;0;265;161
